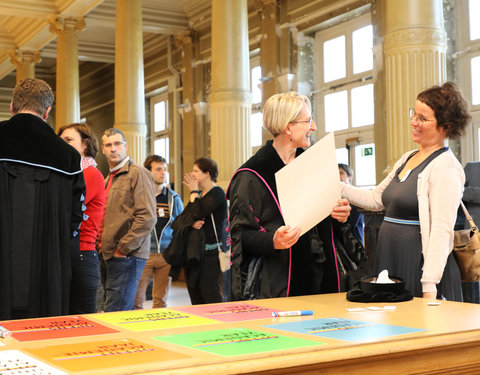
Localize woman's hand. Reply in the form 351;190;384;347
331;199;351;223
192;220;205;230
183;172;198;191
273;225;301;249
423;292;437;299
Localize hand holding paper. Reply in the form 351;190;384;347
273;225;302;249
275;132;342;236
331;199;351;223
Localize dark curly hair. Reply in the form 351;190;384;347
417;82;471;139
12;78;54;117
194;157;219;182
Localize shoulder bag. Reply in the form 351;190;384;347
211;213;231;272
453;201;480;282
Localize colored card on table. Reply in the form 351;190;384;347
0;350;67;374
1;316;119;342
91;309;217;332
173;302;282;322
26;338;189;373
264;317;426;341
155;327;323;356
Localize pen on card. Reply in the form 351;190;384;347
272;310;313;317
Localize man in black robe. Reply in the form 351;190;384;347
0;78;85;320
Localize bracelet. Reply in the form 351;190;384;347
190;190;201;194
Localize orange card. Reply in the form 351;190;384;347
26;338;189;372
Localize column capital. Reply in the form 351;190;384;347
174;31;195;49
10;49;41;65
49;16;86;34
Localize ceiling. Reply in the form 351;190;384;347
0;0;370;83
0;0;209;80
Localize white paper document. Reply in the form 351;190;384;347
0;350;68;374
275;132;341;236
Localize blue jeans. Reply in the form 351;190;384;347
101;255;146;312
70;251;100;314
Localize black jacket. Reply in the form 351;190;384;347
227;140;360;300
0;113;85;320
163;203;205;280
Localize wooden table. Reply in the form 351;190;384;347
2;293;480;374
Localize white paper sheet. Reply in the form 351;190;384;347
275;132;341;236
0;350;68;374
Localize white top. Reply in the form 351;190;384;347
341;149;465;294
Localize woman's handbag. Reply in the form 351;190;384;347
453;201;480;282
211;213;231;272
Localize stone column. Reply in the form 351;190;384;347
50;17;85;130
277;2;297;93
10;50;41;83
114;0;146;165
175;32;196;198
258;0;278;100
211;0;252;187
383;0;447;171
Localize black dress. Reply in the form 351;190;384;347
375;148;462;301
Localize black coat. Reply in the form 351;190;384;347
227;140;362;300
163;203;205;281
0;114;85;320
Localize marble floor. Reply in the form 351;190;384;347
143;281;191;309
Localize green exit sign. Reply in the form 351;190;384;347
362;147;373;156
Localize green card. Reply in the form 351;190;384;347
154;327;323;356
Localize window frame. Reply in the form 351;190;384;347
149;93;170;163
457;0;480;162
314;14;376;187
250;56;263;152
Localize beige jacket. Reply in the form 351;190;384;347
101;160;156;260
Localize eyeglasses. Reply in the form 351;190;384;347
408;108;435;127
102;141;125;149
291;118;313;126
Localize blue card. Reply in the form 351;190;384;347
264;317;426;341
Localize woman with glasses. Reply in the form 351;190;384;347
342;82;471;301
227;92;356;300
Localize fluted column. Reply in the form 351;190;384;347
50;17;85;130
211;0;252;187
383;0;447;171
114;0;146;165
10;50;41;83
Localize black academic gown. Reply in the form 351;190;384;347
0;113;85;320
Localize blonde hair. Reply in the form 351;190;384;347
262;92;311;136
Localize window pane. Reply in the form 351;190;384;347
352;25;373;74
336;147;349;165
154;101;166;132
251;66;262;104
324;90;348;132
351;84;374;127
154;137;169;163
323;35;346;82
251;112;263;147
472;56;480;105
470;0;480;40
354;143;376;187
